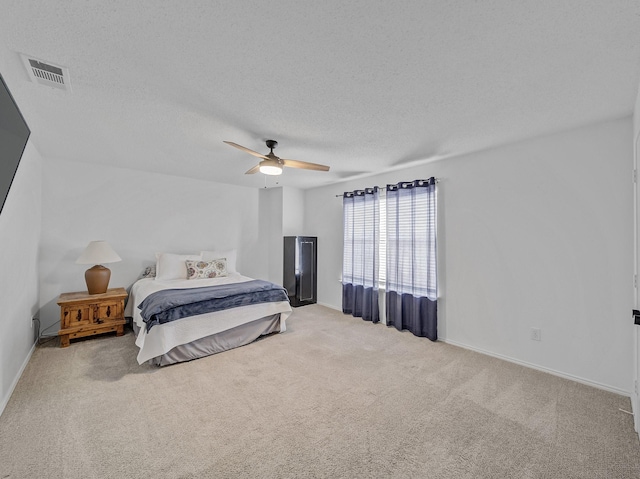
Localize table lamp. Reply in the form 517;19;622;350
76;241;122;294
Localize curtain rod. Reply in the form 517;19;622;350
334;178;439;197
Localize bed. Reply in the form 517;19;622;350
125;251;292;366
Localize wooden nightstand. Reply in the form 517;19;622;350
57;288;127;348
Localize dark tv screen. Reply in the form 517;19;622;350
0;73;30;216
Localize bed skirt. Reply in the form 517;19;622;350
132;313;282;366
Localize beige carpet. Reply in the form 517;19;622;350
1;305;639;478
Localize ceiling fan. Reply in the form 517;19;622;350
223;139;330;176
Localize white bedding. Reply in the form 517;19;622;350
126;273;292;364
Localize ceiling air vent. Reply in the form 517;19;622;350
20;54;71;91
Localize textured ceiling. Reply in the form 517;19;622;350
1;1;640;190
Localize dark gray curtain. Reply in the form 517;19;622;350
342;188;379;322
386;178;437;340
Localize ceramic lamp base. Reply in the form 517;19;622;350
85;265;111;294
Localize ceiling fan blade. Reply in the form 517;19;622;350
224;141;269;160
282;158;330;172
245;164;261;175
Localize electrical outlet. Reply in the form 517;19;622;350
530;327;541;341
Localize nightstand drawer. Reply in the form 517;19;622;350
62;305;91;328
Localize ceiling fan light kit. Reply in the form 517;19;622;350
223;139;330;176
259;161;283;175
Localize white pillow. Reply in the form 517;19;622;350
201;249;237;274
155;253;201;280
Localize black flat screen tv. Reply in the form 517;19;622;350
0;73;31;216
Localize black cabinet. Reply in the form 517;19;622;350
283;236;317;307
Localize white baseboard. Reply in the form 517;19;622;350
0;340;37;417
442;338;631;398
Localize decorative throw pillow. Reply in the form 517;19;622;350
140;265;156;278
186;259;228;280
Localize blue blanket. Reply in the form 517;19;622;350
138;280;289;332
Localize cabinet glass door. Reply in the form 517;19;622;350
299;240;314;301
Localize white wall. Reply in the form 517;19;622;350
635;87;640;142
257;186;306;286
282;186;305;236
0;142;42;415
632;86;640;429
303;186;343;308
38;158;264;331
305;117;634;394
258;187;284;285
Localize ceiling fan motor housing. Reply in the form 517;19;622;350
265;139;278;150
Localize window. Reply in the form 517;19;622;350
385;178;438;340
342;189;378;288
386;183;437;299
342;179;436;335
342;188;380;322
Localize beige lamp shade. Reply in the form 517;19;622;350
76;241;121;294
76;241;122;265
